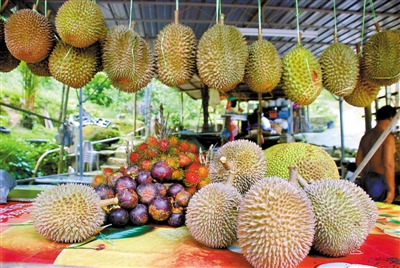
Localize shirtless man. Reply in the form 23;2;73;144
356;105;397;203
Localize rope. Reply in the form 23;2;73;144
333;0;337;37
215;0;219;24
360;0;367;55
295;0;302;44
257;0;261;37
176;0;178;11
129;0;133;29
369;0;377;24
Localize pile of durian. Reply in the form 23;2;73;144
1;0;399;107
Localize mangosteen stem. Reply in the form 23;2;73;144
99;197;119;208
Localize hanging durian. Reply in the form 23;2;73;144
282;44;322;106
102;24;155;93
55;0;105;48
197;14;248;92
155;10;197;87
319;34;359;97
363;27;400;86
4;5;54;63
245;36;282;93
0;39;20;72
27;55;51;77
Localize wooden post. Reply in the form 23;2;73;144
201;85;209;133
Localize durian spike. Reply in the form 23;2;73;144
99;197;119;208
174;10;179;24
1;0;9;13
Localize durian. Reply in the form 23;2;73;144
282;45;322;106
245;39;282;93
209;139;267;194
264;142;340;183
344;56;380;108
0;40;20;72
102;25;155;93
237;176;315;268
197;17;248;92
0;18;4;42
55;0;105;48
319;42;359;97
49;41;101;88
30;184;118;243
363;30;400;86
4;8;54;63
27;55;51;77
155;11;197;87
186;162;242;248
296;173;370;257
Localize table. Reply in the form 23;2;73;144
1;202;399;268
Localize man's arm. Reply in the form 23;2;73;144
356;140;364;167
383;134;396;204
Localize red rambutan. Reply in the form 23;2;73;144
178;154;192;167
129;152;140;163
179;141;190;152
183;171;200;187
159;139;170;152
146;136;159;147
141;159;153;171
198;165;209;179
189;143;197;153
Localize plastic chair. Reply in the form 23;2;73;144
82;141;99;172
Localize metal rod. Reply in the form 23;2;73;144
79;88;84;178
339;97;345;180
0;101;63;124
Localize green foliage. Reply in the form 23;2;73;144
83;73;114;107
0;134;67;180
0;106;10;126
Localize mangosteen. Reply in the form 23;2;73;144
117;188;139;209
107;171;124;188
94;184;115;200
136;171;153;184
115;175;137;193
108;207;130;227
168;207;185;227
150;161;173;182
175;190;191;207
136;182;159;205
148;196;172;222
167;183;185;198
154;182;167;197
129;204;149;226
124;165;140;178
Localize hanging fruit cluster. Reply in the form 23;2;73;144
91;136;211;228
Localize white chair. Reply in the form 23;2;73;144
82;141;99;172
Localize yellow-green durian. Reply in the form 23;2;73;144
197;24;248;92
282;45;322;106
245;39;282;93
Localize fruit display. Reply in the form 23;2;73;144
30;184;118;243
264;142;340;183
91;136;212;228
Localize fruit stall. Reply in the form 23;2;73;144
1;0;400;267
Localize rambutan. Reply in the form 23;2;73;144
169;136;179;147
168;147;181;156
183;171;200;187
141;159;153;171
159;139;170;152
179;141;190;152
103;167;114;176
129;152;140;163
138;143;147;151
91;175;107;188
145;147;160;158
189;143;198;153
171;169;184;181
165;156;179;169
197;176;211;190
159;154;168;161
187;163;200;172
178;154;192;167
198;165;209;179
185;185;197;195
146;136;159;147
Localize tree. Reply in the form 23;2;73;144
19;62;40;112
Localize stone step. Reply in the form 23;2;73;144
100;164;123;172
107;157;126;167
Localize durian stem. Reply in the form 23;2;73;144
99;197;119;208
219;156;232;171
374;22;381;31
174;10;179;24
288;165;298;186
333;31;338;43
131;21;136;30
0;0;9;13
32;3;38;11
297;172;309;189
46;10;52;19
219;156;235;188
219;13;225;25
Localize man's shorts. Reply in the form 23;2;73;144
361;171;388;202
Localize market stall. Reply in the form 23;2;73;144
0;201;399;267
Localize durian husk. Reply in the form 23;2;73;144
363;30;400;86
4;8;54;63
0;18;4;43
27;54;51;77
299;178;370;257
237;177;315;268
102;25;155;93
344;56;380;107
186;181;242;248
197;23;248;92
55;0;105;48
30;184;109;243
319;42;359;97
155;19;197;87
0;39;20;72
281;45;322;106
209;139;266;195
245;39;282;93
49;41;101;88
264;142;340;183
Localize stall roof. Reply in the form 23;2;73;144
6;0;400;100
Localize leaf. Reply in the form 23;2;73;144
96;225;154;240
